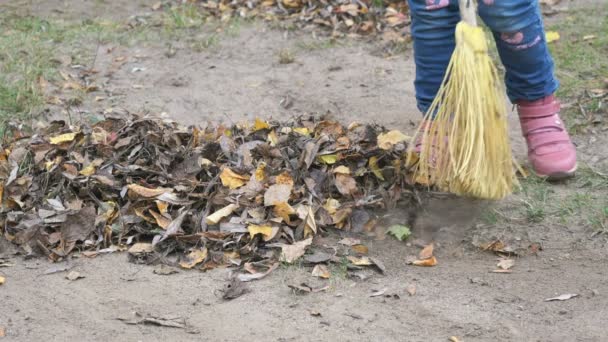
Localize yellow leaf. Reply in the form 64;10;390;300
332;208;352;228
273;202;295;223
220;168;250;189
333;165;351;175
293;127;310;136
255;163;267;182
149;210;171;229
369;156;385;181
318;154;338;164
50;132;77;145
546;31;560;43
268;130;279;146
247;224;277;241
347;256;373;266
323;198;340;215
352;244;369;255
377;130;410;150
179;248;208;269
155;200;169;215
276;171;294;186
79;164;96;176
0;275;5;285
312;264;330;279
205;204;238;225
127;184;170;198
253;118;270;131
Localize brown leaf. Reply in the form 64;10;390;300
220;168;250;189
58;206;96;255
419;243;434;260
411;256;437;267
335;174;357;196
275;238;313;263
128;184;170;198
352;244;368;255
149;210;171;229
179;248;208;269
312;264;330;279
273;202;295;223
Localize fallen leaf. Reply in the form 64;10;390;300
153;264;179;275
50;132;77;145
293;127;310;136
369;288;388;297
206;204;238;225
406;284;416;296
377;130;409;150
419;243;434;260
273;202;295;223
368;156;385;180
253;118;270;131
248;224;278;241
333;165;351;174
237;262;278;282
312;264;330;279
347;256;373;266
276;238;313;263
318;154;338;164
65;271;84;281
0;276;4;285
79;164;96;176
128;184;170;198
545;293;578;302
546;31;560;43
352;244;368;255
267;130;279;146
264;184;292;206
323;198;340;215
335;174;357;196
220;168;250;189
179;248;208;269
149;210;171;229
128;243;154;255
497;258;515;270
387;225;411;241
411;256;438;267
449;337;462;342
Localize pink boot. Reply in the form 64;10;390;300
517;95;577;179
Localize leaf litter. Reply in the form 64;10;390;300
0;114;424;281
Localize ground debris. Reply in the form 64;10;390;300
0;114;418;273
117;311;193;330
179;0;411;44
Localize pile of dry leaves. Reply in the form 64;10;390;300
169;0;410;40
0;114;418;277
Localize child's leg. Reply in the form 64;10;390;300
479;0;576;178
478;0;557;102
408;0;461;114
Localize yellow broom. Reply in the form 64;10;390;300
408;0;516;200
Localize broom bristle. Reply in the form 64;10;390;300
408;21;516;200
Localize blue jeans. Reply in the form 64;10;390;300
409;0;559;113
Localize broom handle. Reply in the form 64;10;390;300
459;0;478;26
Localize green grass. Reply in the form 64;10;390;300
547;7;608;130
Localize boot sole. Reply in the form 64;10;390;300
537;164;577;181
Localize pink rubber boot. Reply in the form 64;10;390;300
517;95;577;179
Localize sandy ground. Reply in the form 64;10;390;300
1;0;608;341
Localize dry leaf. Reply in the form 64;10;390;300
335;174;356;196
368;156;385;180
545;293;578;302
276;238;312;263
128;184;170;198
206;204;238;225
546;31;560;43
273;202;295;223
312;264;330;279
347;256;373;266
0;276;5;285
352;244;368;255
128;243;154;255
449;337;461;342
318;154;338;164
411;256;438;267
149;210;171;229
253;118;270;131
497;259;515;270
50;132;77;145
264;184;292;206
179;248;208;269
338;237;361;246
377;130;409;150
65;271;84;281
323;198;340;215
419;243;434;260
333;165;351;174
248;224;278;241
293;127;310;136
267;130;279;146
237;262;278;282
220;168;250;189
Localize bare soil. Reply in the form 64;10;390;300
1;1;607;341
